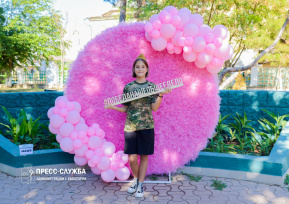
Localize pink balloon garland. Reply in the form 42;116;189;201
48;96;130;182
145;6;234;74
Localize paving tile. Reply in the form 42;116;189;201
167;191;185;202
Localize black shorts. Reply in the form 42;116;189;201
124;128;154;155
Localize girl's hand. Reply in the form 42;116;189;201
159;87;172;96
105;104;116;109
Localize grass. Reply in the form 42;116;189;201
210;179;227;191
285;174;289;186
181;171;202;182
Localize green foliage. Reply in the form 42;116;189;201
149;174;158;180
0;106;59;150
181;171;202;182
284;174;289;185
0;0;71;74
203;109;288;156
210;179;227;191
126;0;289;67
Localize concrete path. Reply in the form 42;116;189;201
0;171;289;204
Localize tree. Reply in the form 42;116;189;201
0;0;71;75
126;0;289;85
104;0;127;22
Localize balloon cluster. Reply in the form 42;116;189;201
145;6;234;74
48;96;130;182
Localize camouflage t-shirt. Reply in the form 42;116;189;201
121;80;159;132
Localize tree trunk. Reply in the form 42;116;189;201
218;16;289;86
119;0;127;22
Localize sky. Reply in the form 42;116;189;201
53;0;115;60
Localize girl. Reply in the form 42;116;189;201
105;53;172;198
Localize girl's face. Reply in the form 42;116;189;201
134;60;148;78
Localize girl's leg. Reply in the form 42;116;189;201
138;155;149;182
129;154;139;178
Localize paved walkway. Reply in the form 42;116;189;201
0;171;289;204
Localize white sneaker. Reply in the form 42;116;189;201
135;182;144;198
127;178;139;193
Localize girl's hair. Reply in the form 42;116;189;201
132;59;149;78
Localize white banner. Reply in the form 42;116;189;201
104;77;184;106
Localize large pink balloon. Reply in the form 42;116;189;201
74;155;88;166
171;15;181;27
212;25;228;39
48;123;59;134
194;60;207;68
183;52;197;62
207;64;223;74
145;23;153;33
176;12;190;30
74;144;88;157
205;43;216;55
149;14;159;23
73;101;81;112
91;166;102;175
192;37;206;52
183;23;198;38
47;108;54;119
88;136;102;149
198;25;211;37
97;156;111;171
60;137;74;152
50;114;65;129
214;42;230;60
190;14;204;26
102;142;116;157
197;51;213;65
56;99;66;109
66;110;81;125
101;169;116;182
159;10;172;24
160;24;176;39
164;6;178;16
151;37;167;51
59;123;74;137
116;166;130;181
145;31;152;42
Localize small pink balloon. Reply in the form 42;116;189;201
118;161;125;168
166;42;174;50
110;161;119;170
74;155;87;166
197;51;213;64
160;24;176;39
85;150;94;159
66;110;80;125
56;133;63;143
211;57;223;67
177;37;186;47
53;107;60;114
97;156;111;171
101;169;116;182
70;131;78;140
192;36;206;53
95;148;104;157
178;8;191;16
149;14;159;23
56;99;66;109
59;123;74;137
168;49;174;54
91;166;102;175
195;60;207;68
55;96;68;103
87;127;95;136
225;44;234;61
60;137;74;152
190;14;204;26
207;64;223;74
145;23;153;33
183;23;199;38
73;139;83;149
91;154;101;165
49;124;59;134
185;37;193;46
151;37;167;51
116;166;130;181
171;31;183;46
198;25;211;37
213;37;223;48
204;33;215;43
47;108;54;119
59;108;68;118
159;10;171;23
214;42;230;60
102;142;116;157
145;31;152;42
95;128;102;137
92;123;100;130
50;114;65;129
151;30;160;39
212;25;228;39
153;20;161;30
74;144;88;157
171;15;181;27
183;46;192;53
183;52;197;62
82;136;89;144
176;12;190;30
174;46;182;54
205;43;216;55
88;136;102;150
164;6;178;16
121;154;129;164
73;101;81;112
78;130;87;139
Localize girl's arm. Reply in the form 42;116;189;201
151;87;172;112
105;104;129;113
